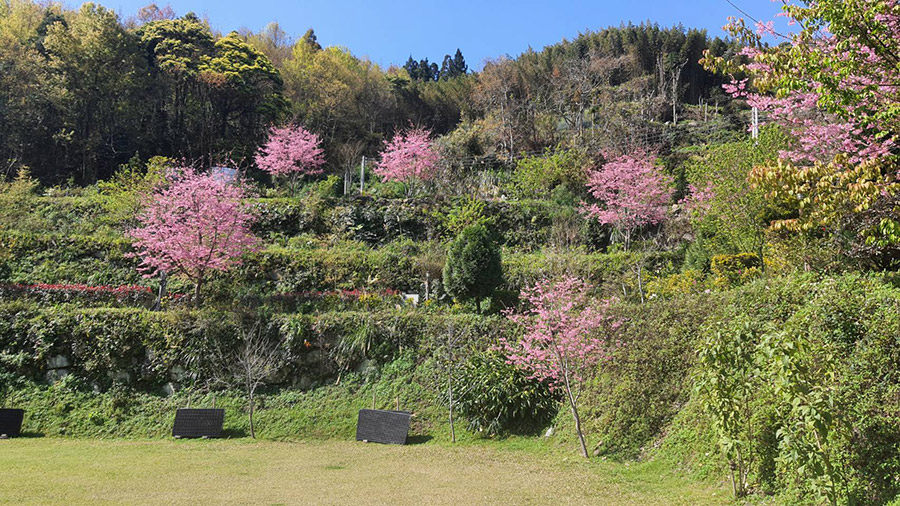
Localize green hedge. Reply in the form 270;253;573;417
0;302;505;390
2;231;662;299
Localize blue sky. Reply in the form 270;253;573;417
101;0;786;70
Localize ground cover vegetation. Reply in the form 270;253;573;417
3;1;900;504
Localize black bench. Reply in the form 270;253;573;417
0;409;24;438
356;409;411;445
172;408;225;438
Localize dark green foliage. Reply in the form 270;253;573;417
454;350;559;435
443;225;503;309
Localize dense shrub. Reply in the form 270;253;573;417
580;292;724;458
710;253;762;288
0;231;141;286
454;350;559;435
510;148;588;203
682;274;900;505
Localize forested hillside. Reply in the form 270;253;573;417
0;0;739;184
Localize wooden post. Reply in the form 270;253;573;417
360;155;366;193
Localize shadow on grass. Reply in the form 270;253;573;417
406;435;432;445
0;431;44;439
222;428;248;439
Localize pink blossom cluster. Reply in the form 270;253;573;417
679;183;715;216
255;125;325;177
581;152;673;238
499;276;621;390
129;166;260;281
373;127;440;183
725;2;900;166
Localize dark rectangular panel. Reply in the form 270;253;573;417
356;409;411;445
0;409;24;437
172;408;225;438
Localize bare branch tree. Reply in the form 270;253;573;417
211;321;287;439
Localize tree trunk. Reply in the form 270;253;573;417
448;376;456;443
561;373;589;458
193;277;203;307
153;271;168;311
567;388;589;458
248;391;256;439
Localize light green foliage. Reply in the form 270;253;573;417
761;328;846;506
202;31;282;94
436;197;493;237
136;13;214;75
681;274;900;505
695;320;761;498
0;168;40;231
96;155;170;227
511;147;587;202
682;127;788;270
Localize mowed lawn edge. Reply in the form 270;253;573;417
0;438;730;505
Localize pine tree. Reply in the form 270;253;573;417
451;48;467;76
440;54;453;80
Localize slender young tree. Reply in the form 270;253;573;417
212;320;287;439
581;152;672;251
500;276;620;458
129;166;259;305
255;124;326;194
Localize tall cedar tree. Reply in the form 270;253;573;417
442;224;503;312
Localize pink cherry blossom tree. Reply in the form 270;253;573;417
129;166;259;305
581;152;673;251
500;276;621;458
712;6;898;167
255;124;326;194
373;127;440;193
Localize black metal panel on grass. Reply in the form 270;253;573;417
356;409;411;445
172;409;225;438
0;409;24;438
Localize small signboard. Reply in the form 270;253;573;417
172;408;225;439
0;409;24;438
356;409;411;445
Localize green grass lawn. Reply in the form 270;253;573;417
0;438;729;505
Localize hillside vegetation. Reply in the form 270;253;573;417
3;1;900;505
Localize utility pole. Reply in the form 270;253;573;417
344;161;351;195
360;155;366;194
751;107;760;142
